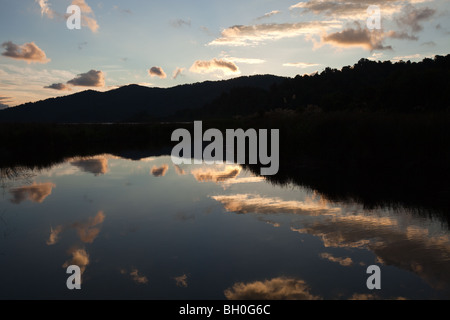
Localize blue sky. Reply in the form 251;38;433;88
1;0;449;106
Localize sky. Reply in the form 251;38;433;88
0;0;449;107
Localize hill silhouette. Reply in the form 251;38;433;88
0;75;285;123
1;54;450;123
184;54;450;119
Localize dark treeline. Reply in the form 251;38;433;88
0;123;183;169
175;54;450;120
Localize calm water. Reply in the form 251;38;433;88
0;154;449;300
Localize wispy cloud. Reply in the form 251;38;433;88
211;194;341;215
190;58;240;75
44;83;72;91
256;10;281;21
120;268;149;284
283;62;321;68
290;0;406;19
174;274;188;287
172;67;185;79
171;18;191;28
209;21;341;46
0;96;12;109
47;225;64;245
191;166;241;183
113;5;132;15
392;53;422;62
225;277;321;300
35;0;99;33
72;0;99;32
36;0;55;18
319;252;353;266
221;55;266;65
322;24;393;51
396;5;436;33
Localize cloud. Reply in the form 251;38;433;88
46;211;106;245
47;225;64;245
283;62;321;68
72;211;106;244
72;0;99;32
224;277;321;300
171;19;191;28
190;58;240;75
63;248;89;276
44;83;71;91
256;10;281;21
421;41;436;47
78;41;88;50
113;5;132;15
9;182;56;204
148;66;167;79
1;41;50;64
191;166;241;183
319;253;353;266
190;165;264;188
209;22;341;46
396;5;436;33
71;0;93;14
291;213;450;292
392;53;422;62
386;31;419;41
349;293;380;300
221;56;266;65
0;96;11;109
368;52;384;61
151;164;169;177
222;176;266;187
290;0;405;19
36;0;99;32
323;24;392;50
70;157;109;175
174;274;188;288
121;268;148;284
174;165;186;176
66;70;105;87
172;67;185;79
211;194;341;216
81;15;100;33
36;0;55;19
289;1;435;49
0;65;79;106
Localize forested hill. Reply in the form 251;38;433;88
0;75;285;123
178;54;450;120
1;54;449;123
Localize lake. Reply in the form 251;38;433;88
1;153;449;299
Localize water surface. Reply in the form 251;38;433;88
1;154;449;299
